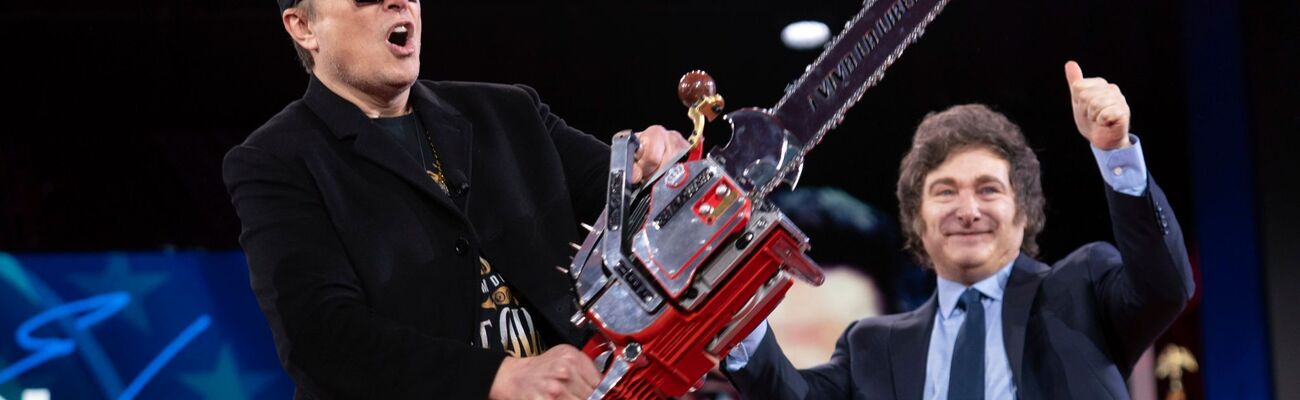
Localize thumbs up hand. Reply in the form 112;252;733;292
1065;61;1132;150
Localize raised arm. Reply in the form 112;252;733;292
1064;61;1195;367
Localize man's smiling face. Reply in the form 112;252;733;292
918;146;1026;284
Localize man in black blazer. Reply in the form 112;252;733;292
723;62;1195;399
224;0;686;398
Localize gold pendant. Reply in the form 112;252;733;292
426;170;449;193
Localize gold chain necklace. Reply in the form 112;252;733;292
419;128;449;194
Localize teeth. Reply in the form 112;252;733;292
394;25;408;34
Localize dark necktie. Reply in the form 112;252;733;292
948;288;985;400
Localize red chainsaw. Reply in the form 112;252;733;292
567;0;953;397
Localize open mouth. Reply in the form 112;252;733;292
387;24;411;47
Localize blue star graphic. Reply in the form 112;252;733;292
67;254;168;333
179;344;276;400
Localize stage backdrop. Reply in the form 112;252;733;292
0;251;292;400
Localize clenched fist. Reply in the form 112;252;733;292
631;125;690;184
1065;61;1132;150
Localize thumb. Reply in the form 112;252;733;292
1064;60;1084;86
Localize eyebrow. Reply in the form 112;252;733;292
926;178;956;191
974;175;1007;186
926;175;1007;191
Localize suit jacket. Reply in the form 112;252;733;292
729;179;1194;400
223;77;610;399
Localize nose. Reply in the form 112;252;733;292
953;192;982;225
384;0;412;11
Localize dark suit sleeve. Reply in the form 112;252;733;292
517;84;611;224
224;145;506;399
1093;177;1195;367
727;324;858;400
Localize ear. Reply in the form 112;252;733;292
283;8;318;52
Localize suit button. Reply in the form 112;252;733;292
455;238;470;255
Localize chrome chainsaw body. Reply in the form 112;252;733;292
569;135;824;398
568;0;953;397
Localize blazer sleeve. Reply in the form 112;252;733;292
223;144;506;399
726;323;857;400
517;84;611;224
1093;176;1196;367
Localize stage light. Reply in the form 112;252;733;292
781;20;831;50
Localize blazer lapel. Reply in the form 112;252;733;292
353;129;467;218
891;296;937;400
303;77;472;230
1001;254;1048;390
410;83;474;198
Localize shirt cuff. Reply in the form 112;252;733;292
1090;134;1149;197
724;320;769;372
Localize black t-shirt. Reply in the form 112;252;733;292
372;114;547;357
471;256;547;357
372;113;435;173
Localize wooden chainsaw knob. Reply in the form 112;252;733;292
678;70;717;107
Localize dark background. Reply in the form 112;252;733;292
1;0;1294;398
0;0;1196;255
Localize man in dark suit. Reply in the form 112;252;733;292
723;61;1194;399
224;0;686;398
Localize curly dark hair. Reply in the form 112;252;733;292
896;104;1045;268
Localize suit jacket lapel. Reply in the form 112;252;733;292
410;83;474;197
891;296;937;400
1002;254;1048;390
303;77;472;230
353;128;468;219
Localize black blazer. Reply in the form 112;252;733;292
223;77;610;399
728;180;1194;400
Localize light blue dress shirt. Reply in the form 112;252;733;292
1091;134;1148;196
924;261;1015;400
724;135;1151;392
